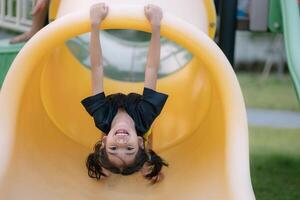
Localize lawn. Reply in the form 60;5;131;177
237;72;299;111
249;127;300;200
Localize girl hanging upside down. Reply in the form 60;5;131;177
81;3;168;184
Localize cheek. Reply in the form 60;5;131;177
105;136;115;146
129;134;137;141
107;128;116;136
130;139;140;148
128;127;137;135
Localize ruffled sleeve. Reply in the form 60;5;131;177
81;92;106;116
81;92;117;134
125;88;168;136
142;87;168;115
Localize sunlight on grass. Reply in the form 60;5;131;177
237;73;299;111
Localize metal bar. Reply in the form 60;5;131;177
218;0;238;65
0;0;5;19
21;0;32;21
7;0;13;17
22;0;33;24
16;0;20;25
22;0;27;20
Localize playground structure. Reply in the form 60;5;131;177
230;0;300;102
0;0;257;199
268;0;300;102
236;0;300;102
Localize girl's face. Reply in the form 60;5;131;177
103;121;144;168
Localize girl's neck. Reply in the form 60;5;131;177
111;108;135;128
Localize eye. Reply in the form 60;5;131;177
127;147;134;151
109;146;117;150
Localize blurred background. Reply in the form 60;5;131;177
0;0;300;199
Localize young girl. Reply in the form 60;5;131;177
81;3;168;183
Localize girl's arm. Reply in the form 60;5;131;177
89;3;109;95
144;5;163;90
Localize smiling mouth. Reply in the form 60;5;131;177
115;129;129;136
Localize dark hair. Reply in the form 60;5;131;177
86;140;168;182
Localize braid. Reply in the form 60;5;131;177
144;149;168;180
86;141;107;180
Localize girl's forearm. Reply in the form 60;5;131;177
144;25;161;89
147;25;161;69
90;24;104;94
90;26;102;70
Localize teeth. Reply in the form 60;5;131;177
115;129;128;135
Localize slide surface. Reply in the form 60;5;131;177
0;1;255;199
280;0;300;102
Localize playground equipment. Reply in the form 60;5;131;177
268;0;300;102
0;0;255;199
235;0;300;103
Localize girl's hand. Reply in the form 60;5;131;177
140;162;152;177
140;163;164;184
101;167;111;179
90;3;109;27
150;172;164;184
31;0;49;16
144;4;163;28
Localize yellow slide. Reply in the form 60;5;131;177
0;0;255;199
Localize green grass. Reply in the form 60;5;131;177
250;127;300;200
237;72;299;111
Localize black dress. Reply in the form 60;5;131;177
81;87;168;137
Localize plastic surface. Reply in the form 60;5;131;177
0;2;255;200
268;0;283;33
280;0;300;102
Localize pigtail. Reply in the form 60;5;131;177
144;149;168;181
86;141;107;180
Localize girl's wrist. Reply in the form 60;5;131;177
151;24;161;31
91;22;101;30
